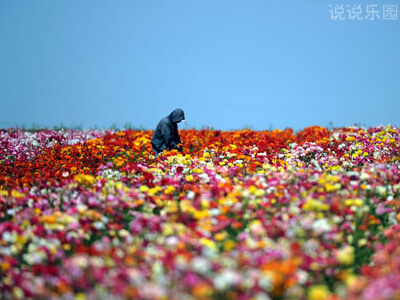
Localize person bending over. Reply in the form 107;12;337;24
151;108;185;156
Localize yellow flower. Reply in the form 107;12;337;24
193;209;210;220
255;189;265;197
214;231;227;241
308;285;331;300
165;201;178;213
74;174;96;186
336;245;355;265
75;293;86;300
353;199;363;206
148;186;162;196
115;181;123;190
185;175;195;182
358;238;367;247
164;185;176;195
179;200;192;213
200;238;217;250
325;183;341;192
155;199;164;207
139;185;149;193
15;234;27;247
11;190;25;198
249;219;262;227
344;199;353;206
162;223;174;236
303;199;329;211
12;287;24;300
0;190;9;197
223;240;236;251
116;229;128;238
201;199;210;209
343;271;357;286
248;185;257;195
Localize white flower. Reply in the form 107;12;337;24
191;257;211;274
6;208;19;216
375;186;387;197
296;270;308;284
312;218;332;234
303;239;319;256
258;273;272;291
389;212;398;225
3;231;14;243
254;292;272;300
210;208;221;216
165;236;179;247
187;190;195;200
213;269;241;291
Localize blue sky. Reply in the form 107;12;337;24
0;0;399;130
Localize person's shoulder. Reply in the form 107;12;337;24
160;117;171;125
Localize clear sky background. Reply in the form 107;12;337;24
0;0;399;130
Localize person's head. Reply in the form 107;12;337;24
169;108;185;124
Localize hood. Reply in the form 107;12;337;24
169;108;185;123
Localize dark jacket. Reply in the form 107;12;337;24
151;109;185;154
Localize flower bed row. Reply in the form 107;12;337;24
0;125;399;300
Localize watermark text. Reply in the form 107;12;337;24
329;4;397;20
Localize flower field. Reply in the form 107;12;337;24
1;126;400;300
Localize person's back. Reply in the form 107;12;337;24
151;109;185;155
